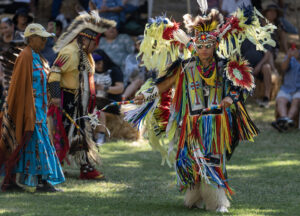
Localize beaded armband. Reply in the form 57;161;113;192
48;81;61;99
141;85;159;102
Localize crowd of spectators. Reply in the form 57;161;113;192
0;0;298;146
0;0;149;145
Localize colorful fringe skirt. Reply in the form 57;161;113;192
175;102;258;196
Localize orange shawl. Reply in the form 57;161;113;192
0;46;36;185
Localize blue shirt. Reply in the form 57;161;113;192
91;0;123;25
281;56;300;94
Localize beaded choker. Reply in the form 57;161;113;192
196;58;217;86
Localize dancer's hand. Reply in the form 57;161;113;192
220;97;233;108
133;94;144;105
51;98;61;107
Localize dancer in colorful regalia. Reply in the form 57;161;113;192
47;12;115;180
125;0;276;212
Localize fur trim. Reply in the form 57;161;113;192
184;181;230;211
183;9;224;34
53;11;116;53
184;183;202;208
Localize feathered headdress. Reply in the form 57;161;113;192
183;9;224;34
183;3;224;43
53;11;116;53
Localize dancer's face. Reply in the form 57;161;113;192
81;37;97;54
195;41;215;62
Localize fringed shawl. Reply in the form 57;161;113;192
0;46;36;189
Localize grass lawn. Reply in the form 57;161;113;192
0;101;299;216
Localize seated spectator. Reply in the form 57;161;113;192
89;0;123;28
242;2;287;108
262;1;288;52
241;39;275;108
41;19;63;66
272;47;300;132
99;26;134;73
12;7;33;32
92;49;124;145
0;17;24;54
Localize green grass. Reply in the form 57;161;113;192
0;101;299;216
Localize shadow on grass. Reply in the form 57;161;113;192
0;118;299;216
1;141;299;216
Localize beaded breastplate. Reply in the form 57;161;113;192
183;59;224;115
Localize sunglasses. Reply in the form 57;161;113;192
196;43;214;49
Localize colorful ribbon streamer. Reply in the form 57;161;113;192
101;100;135;111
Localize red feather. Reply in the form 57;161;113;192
162;21;180;40
173;70;184;112
158;90;172;130
218;16;243;38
